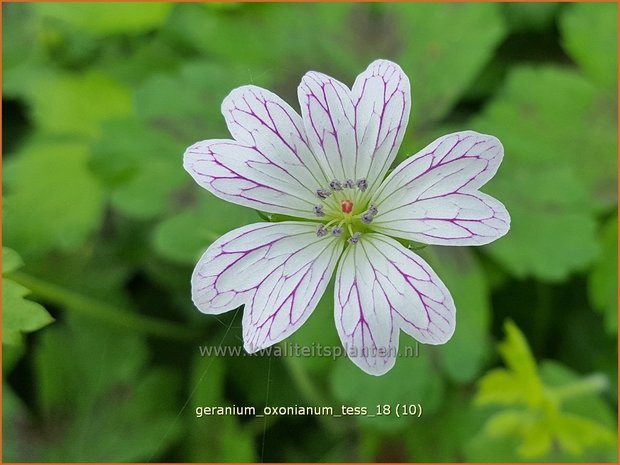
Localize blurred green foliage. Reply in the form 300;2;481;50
3;2;617;462
473;321;616;459
2;247;54;372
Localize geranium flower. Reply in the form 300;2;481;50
184;59;510;375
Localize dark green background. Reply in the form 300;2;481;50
3;2;618;462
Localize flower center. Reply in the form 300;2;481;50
312;178;379;244
341;199;353;214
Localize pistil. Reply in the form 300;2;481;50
341;199;354;214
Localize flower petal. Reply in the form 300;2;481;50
184;85;331;219
335;233;455;376
192;222;343;352
352;59;411;187
371;131;510;245
298;70;356;181
184;140;316;218
297;60;411;188
223;85;330;187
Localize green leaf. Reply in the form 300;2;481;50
474;66;613;280
134;61;274;144
2;248;54;350
3;247;24;274
474;322;617;459
4;4;40;72
2;247;53;372
152;194;258;265
330;348;443;432
475;372;617;461
90;119;173;186
560;3;618;91
162;3;359;73
501;3;561;32
486;165;600;281
95;37;182;88
34;3;173;35
540;361;616;430
110;162;187;221
424;247;491;383
91;119;187;220
482;410;554;458
484;409;530;438
2;280;54;348
28;314;182;462
476;369;528;407
4;140;105;257
476;321;543;408
3;5;53;103
555;413;616;456
391;3;506;126
25;72;131;139
588;217;618;334
475;66;616;210
498;321;539;386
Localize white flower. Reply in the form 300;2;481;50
183;59;510;375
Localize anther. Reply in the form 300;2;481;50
348;232;362;244
313;205;325;217
332;226;343;237
344;179;355;189
329;180;343;191
361;212;374;224
356;178;368;192
316;188;332;199
367;203;378;216
316;224;328;237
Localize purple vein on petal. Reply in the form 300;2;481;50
192;222;343;353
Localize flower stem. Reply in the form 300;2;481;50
8;271;200;341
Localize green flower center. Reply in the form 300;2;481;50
313;178;378;244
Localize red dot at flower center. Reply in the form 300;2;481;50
341;200;354;214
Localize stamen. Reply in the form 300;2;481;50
344;179;355;189
316;188;332;199
368;203;378;216
348;232;362;245
329;180;343;191
316;224;328;237
332;226;343;237
356;178;368;192
361;212;374;224
313;205;325;217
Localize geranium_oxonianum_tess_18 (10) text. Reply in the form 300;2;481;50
183;59;510;376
